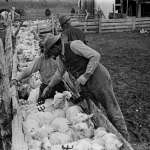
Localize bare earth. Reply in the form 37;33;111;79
87;31;150;149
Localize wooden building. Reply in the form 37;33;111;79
115;0;150;17
78;0;115;18
78;0;95;16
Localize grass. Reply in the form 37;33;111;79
87;32;150;144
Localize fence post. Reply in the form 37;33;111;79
84;21;87;32
0;38;12;150
99;17;102;33
132;17;136;31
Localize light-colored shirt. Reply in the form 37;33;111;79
48;40;100;87
15;55;57;85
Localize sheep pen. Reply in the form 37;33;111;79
0;13;150;150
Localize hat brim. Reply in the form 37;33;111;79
61;17;71;26
45;34;61;50
50;34;61;48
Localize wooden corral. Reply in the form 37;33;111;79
27;15;150;34
0;16;134;150
72;17;150;33
10;55;134;150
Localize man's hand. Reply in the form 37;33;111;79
76;75;88;86
41;86;51;99
11;79;19;86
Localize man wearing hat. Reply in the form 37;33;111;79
41;33;129;140
59;15;87;44
12;33;66;104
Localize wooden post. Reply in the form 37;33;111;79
137;3;141;18
11;49;28;150
10;29;28;150
84;21;87;32
5;25;13;81
0;39;12;150
126;0;129;16
0;14;21;149
0;11;14;150
132;17;136;31
51;14;55;35
98;17;102;33
120;0;123;15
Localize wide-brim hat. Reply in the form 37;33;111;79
42;33;61;50
59;15;71;26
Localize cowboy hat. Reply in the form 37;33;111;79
43;33;61;50
59;15;71;26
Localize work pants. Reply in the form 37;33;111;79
81;63;129;140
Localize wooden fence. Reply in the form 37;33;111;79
37;17;150;34
18;15;150;34
72;17;150;33
0;20;13;150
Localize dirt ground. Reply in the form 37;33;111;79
87;31;150;148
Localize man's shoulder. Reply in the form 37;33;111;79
67;26;83;32
70;40;84;48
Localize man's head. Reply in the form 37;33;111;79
59;15;71;29
43;33;62;59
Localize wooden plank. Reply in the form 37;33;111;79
136;24;150;28
11;21;28;149
86;19;99;22
84;30;97;33
136;21;150;25
5;25;13;81
11;50;18;112
102;18;133;23
136;17;150;22
102;28;131;33
101;25;132;30
84;26;98;30
12;109;28;150
75;25;132;30
11;39;28;150
74;26;97;32
72;21;98;26
101;22;132;26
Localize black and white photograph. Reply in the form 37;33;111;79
0;0;150;150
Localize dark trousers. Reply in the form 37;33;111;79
81;63;129;140
38;81;66;102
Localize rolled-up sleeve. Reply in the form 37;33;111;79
70;40;100;80
15;56;41;81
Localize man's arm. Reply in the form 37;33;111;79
14;56;41;81
70;40;100;81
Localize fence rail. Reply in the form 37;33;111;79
20;15;150;33
72;17;150;33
